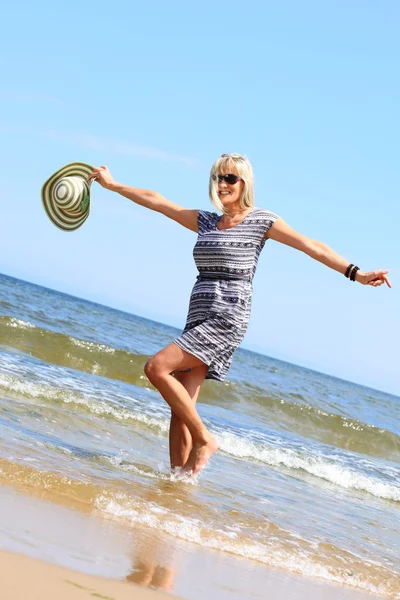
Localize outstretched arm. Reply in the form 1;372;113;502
267;219;392;288
88;165;199;232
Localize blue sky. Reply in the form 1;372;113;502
1;1;399;395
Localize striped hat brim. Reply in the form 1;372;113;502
41;162;94;231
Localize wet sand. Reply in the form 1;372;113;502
1;549;177;600
0;484;388;600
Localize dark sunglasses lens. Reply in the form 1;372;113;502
217;174;240;184
226;174;239;184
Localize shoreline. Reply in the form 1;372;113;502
0;484;389;600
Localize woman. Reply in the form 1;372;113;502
88;153;391;476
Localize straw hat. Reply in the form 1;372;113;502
41;162;94;231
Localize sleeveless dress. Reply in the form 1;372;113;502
174;207;279;381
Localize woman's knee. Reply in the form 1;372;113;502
144;355;166;383
144;356;156;381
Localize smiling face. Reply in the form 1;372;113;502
217;171;245;210
209;153;255;213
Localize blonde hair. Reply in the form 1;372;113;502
209;153;255;213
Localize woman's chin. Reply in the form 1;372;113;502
218;195;234;205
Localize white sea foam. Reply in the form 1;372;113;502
95;492;398;599
217;431;400;502
105;455;179;482
69;338;115;354
4;317;36;330
0;372;169;434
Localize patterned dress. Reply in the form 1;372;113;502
174;207;279;381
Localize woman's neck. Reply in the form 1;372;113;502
222;207;251;220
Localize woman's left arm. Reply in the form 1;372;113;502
267;219;392;288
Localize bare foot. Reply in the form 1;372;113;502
183;437;219;475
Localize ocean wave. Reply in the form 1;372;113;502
0;371;169;435
217;430;400;502
95;491;399;599
0;316;150;387
232;390;400;461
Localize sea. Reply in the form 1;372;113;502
0;272;399;599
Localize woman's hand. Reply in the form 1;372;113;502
356;270;392;288
87;165;118;191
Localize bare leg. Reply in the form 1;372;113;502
170;365;208;468
144;343;219;474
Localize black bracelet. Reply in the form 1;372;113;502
344;264;354;278
350;266;360;282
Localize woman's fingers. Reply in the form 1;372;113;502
87;169;100;182
87;166;109;183
366;271;392;288
383;274;392;288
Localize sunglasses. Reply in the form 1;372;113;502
213;174;242;185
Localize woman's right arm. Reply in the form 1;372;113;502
88;165;199;233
